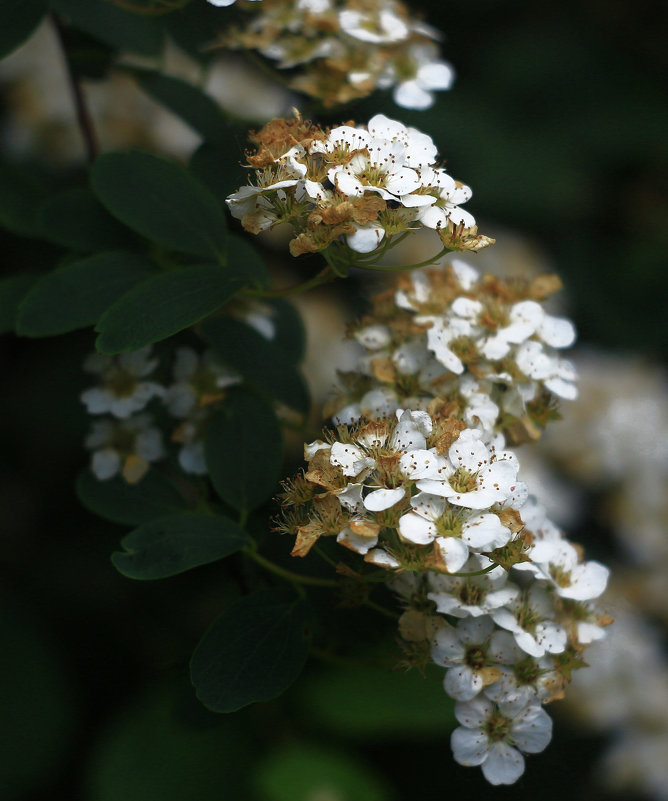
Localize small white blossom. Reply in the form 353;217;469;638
84;414;164;483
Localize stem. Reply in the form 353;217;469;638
52;14;99;164
244;548;338;588
358;246;451;273
448;563;499;578
246;265;337;298
363;599;400;620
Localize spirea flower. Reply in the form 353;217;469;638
80;346;165;419
84;414;165;483
227;113;488;261
279;400;610;784
330;260;577;445
224;0;453;110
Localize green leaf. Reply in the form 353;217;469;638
0;0;48;59
35;187;134;251
226;235;269;287
204;388;283;513
191;591;312;712
189;141;247;210
95;264;240;354
16;251;155;337
91;151;227;258
300;663;456;739
0;273;38;334
76;468;188;526
162;5;229;64
254;744;392;801
124;67;229;144
0;162;47;237
52;0;163;56
202;317;310;413
112;512;251;580
85;683;250;801
268;298;306;364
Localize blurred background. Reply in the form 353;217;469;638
1;0;667;799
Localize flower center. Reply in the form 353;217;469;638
549;564;573;588
107;370;138;398
465;645;486;670
485;711;512;742
459;581;484;606
449;467;478;494
435;509;463;538
514;656;542;685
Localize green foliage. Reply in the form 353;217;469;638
0;274;38;334
16;251;155;337
0;162;47;237
123;67;230;144
112;512;251;580
202;316;310;413
0;0;48;59
95;264;240;353
52;0;163;56
204;388;283;514
268;297;307;364
85;684;250;801
162;4;229;64
225;234;270;287
76;468;188;526
190;591;313;712
189;141;248;208
91;151;227;259
254;743;393;801
0;603;77;799
35;187;134;252
300;663;456;738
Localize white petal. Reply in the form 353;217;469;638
394;80;433;110
347;225;385;253
336;526;377;555
445;665;483;701
399;449;444;480
431;626;466;665
91;449;121;480
435;536;469;573
511;706;553;753
330;442;372;476
363;486;405;511
481;742;525;785
539;314;576;348
451;727;489;766
398;512;436;545
454;696;494;728
336;483;365;514
417;61;455;90
462;513;511;550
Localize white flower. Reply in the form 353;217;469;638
84;414;164;483
431;616;501;701
416;429;521;510
330;441;376;477
451;695;552;785
339;8;409;44
391;45;455;110
417;168;475;230
164;347;240;418
491;586;568;658
428;554;519;618
518;539;609;601
81;346;164;420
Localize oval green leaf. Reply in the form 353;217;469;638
35;187;134;251
204;388;283;514
17;250;155;337
0;273;38;334
112;512;251;580
52;0;162;56
202;317;310;413
95;264;240;354
125;67;229;144
0;0;48;59
268;298;307;364
226;235;269;287
191;591;313;712
76;468;188;526
91;151;227;258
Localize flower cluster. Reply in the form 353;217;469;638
278;407;610;783
330;259;577;445
80;344;241;482
227;114;490;261
222;0;453;110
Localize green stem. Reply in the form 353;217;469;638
448;563;499;578
246;265;337;298
357;246;451;272
244;548;338;588
363;599;400;620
